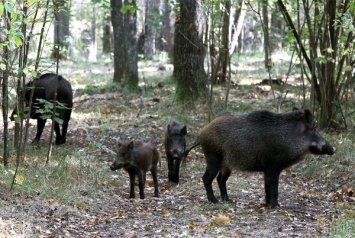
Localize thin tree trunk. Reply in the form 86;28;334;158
144;0;156;59
229;0;246;55
262;0;270;68
163;0;174;58
1;9;10;167
102;10;111;54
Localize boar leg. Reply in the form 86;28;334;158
151;166;159;197
54;121;63;144
167;157;176;183
33;118;46;143
128;172;136;198
173;159;182;184
202;159;222;203
264;170;281;208
217;168;231;202
60;114;71;144
137;171;145;199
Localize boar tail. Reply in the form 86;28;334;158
184;141;201;158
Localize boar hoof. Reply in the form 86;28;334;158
208;197;219;204
31;138;40;144
266;202;280;208
55;137;66;145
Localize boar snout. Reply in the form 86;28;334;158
310;141;336;155
327;146;336;155
110;163;124;171
171;148;184;160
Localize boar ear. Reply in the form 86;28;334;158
181;125;187;135
304;109;313;124
128;141;135;150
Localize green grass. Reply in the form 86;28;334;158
0;147;109;205
330;212;355;237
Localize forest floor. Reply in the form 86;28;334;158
0;58;354;237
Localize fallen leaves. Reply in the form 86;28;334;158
212;213;231;226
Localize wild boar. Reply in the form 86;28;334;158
199;108;336;207
110;140;160;199
164;120;187;184
10;73;73;144
164;120;200;184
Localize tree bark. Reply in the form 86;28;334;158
143;0;156;59
173;0;207;103
110;0;126;83
262;0;270;68
123;0;138;88
53;0;70;59
110;0;138;88
270;3;284;53
1;9;10;167
229;0;246;55
102;10;111;54
163;0;174;58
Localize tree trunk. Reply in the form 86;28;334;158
173;0;207;103
163;0;174;59
110;0;125;83
270;2;284;53
220;0;231;83
53;0;70;59
317;0;337;128
262;0;271;68
1;10;10;167
211;0;231;84
143;0;156;59
229;0;246;55
102;10;111;54
110;0;138;88
123;0;138;89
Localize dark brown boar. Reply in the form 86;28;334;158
164;120;187;184
10;73;73;144
199;108;336;208
110;140;160;199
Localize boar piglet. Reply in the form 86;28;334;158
10;73;73;144
199;108;336;208
110;140;160;199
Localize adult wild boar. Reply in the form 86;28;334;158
10;73;73;144
110;140;160;199
199;108;336;208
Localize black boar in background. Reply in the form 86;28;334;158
10;73;73;144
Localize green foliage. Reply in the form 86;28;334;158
121;3;139;14
91;0;110;9
35;99;71;124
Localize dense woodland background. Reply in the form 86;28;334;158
0;0;354;237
